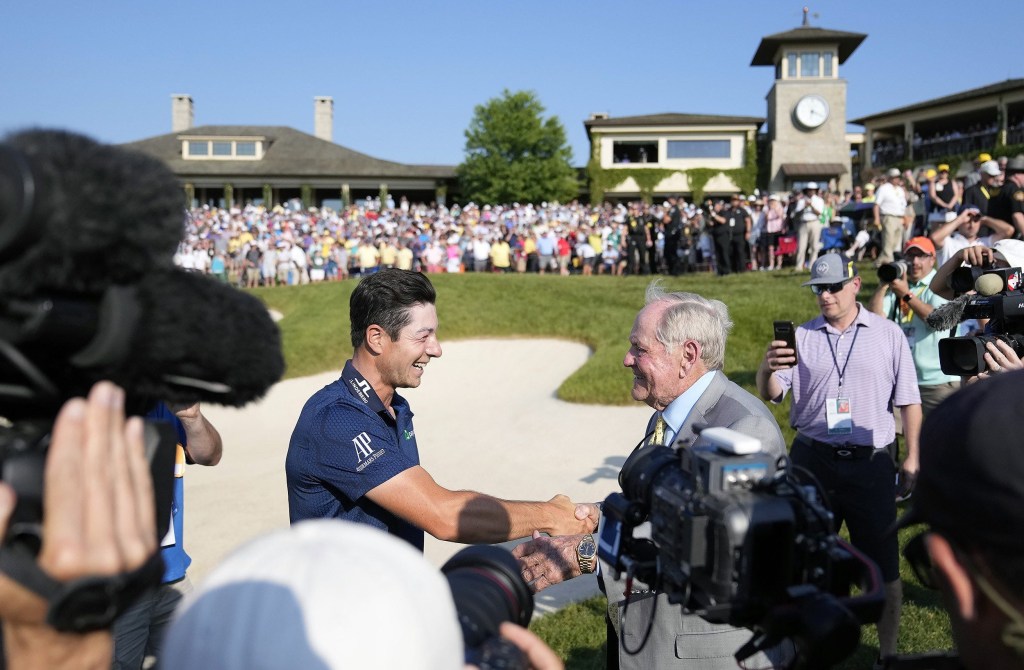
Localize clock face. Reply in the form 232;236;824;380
794;95;830;130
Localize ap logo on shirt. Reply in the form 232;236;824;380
353;431;385;472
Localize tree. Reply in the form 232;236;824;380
457;90;578;205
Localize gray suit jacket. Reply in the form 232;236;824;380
601;371;787;669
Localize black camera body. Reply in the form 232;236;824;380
877;260;907;283
599;428;884;668
938;266;1024;376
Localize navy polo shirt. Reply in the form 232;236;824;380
285;361;423;550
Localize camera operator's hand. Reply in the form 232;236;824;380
494;622;564;670
0;382;157;670
512;531;586;592
887;276;910;297
546;495;598;536
961;244;996;269
965;339;1024;385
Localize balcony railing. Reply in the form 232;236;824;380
913;131;998;161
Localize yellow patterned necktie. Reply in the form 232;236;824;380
650;414;667;446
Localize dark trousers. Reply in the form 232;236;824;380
626;238;645;275
664;235;680;275
712;233;732;275
729;236;747;273
790;438;900;582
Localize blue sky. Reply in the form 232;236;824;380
2;1;1021;167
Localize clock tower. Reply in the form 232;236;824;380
751;9;866;194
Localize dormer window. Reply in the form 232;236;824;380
182;136;265;160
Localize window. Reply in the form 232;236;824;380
666;140;731;159
181;137;263;160
786;53;797;78
612;141;659;164
823;52;834;77
775;61;782;79
801;52;820;77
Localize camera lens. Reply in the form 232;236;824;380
877;261;906;283
441;544;533;649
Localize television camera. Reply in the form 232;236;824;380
598;427;885;669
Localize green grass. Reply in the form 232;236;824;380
252;265;953;668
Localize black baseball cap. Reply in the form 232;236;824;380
896;371;1024;553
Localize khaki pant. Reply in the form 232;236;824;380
878;214;905;265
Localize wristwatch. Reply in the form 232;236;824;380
902;293;913;304
576;534;597;574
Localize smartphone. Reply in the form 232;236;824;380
773;320;797;364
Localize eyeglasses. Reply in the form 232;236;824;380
810;279;852;295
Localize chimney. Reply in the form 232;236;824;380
171;94;194;132
314;96;333;142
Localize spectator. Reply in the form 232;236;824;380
793;182;825;270
757;253;921;662
961;160;1003;214
762;193;787;270
490;234;512;273
873;169;910;266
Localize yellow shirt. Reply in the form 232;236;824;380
490;241;511;268
396;247;414;270
357;244;380;268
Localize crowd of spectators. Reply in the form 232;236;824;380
173;194;836;284
174;153;1022;284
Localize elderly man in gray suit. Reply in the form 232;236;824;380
514;284;787;669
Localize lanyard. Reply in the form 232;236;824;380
825;324;861;392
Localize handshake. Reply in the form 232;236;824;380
0;382;572;670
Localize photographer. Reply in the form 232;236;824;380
929;239;1024;301
867;237;960;415
928;240;1024;380
895;372;1024;670
0;383;158;670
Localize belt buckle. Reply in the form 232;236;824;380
834;444;855;460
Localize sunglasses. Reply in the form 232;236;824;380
810;278;852;295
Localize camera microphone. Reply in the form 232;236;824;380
0;129;185;298
926;294;970;332
975;272;1005;297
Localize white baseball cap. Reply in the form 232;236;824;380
163;521;463;670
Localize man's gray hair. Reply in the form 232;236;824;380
645;283;733;371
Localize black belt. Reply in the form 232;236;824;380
795;433;883;461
